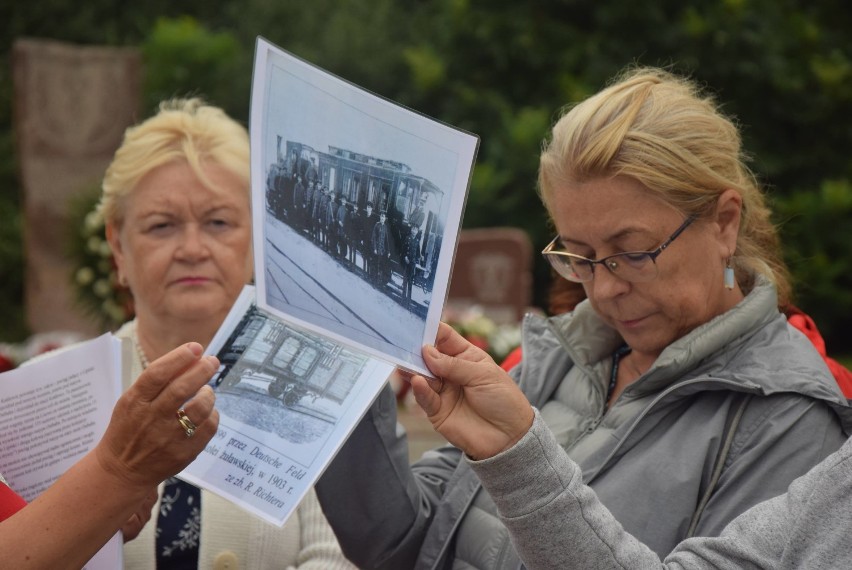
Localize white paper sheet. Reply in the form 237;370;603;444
0;333;123;569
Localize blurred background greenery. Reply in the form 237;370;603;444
1;0;851;351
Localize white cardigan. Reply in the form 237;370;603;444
123;484;350;570
116;321;356;570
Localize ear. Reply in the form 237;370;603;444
105;222;127;281
713;189;742;257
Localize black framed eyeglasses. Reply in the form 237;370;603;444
542;215;697;283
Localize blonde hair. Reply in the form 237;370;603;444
99;98;249;225
538;67;791;306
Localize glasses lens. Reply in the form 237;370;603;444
607;253;657;282
544;254;592;282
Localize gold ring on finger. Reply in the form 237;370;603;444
176;408;197;438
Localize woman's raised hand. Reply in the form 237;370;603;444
95;342;220;489
411;322;534;461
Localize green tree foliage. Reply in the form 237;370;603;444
141;17;249;120
0;185;25;341
774;181;852;345
395;0;852;350
2;0;851;349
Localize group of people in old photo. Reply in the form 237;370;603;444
265;147;436;314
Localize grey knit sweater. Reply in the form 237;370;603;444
471;410;852;569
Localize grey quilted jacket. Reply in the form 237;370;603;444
316;277;852;569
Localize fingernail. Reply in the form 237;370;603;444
187;342;203;356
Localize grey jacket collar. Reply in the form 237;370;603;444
518;275;851;418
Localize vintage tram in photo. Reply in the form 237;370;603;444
214;305;365;410
267;139;445;298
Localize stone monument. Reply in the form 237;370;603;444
12;38;141;336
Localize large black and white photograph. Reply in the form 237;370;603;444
250;37;478;374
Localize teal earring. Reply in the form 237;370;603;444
724;257;735;290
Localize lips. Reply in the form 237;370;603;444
615;315;649;329
172;276;212;285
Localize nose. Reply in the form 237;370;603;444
589;262;630;301
176;224;211;261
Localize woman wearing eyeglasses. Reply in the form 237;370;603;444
315;67;852;569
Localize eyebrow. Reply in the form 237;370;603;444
558;225;647;248
137;209;174;219
137;202;239;219
205;205;239;215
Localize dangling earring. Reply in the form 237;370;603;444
724;257;735;290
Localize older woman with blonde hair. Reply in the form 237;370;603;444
315;67;852;569
101;98;354;569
